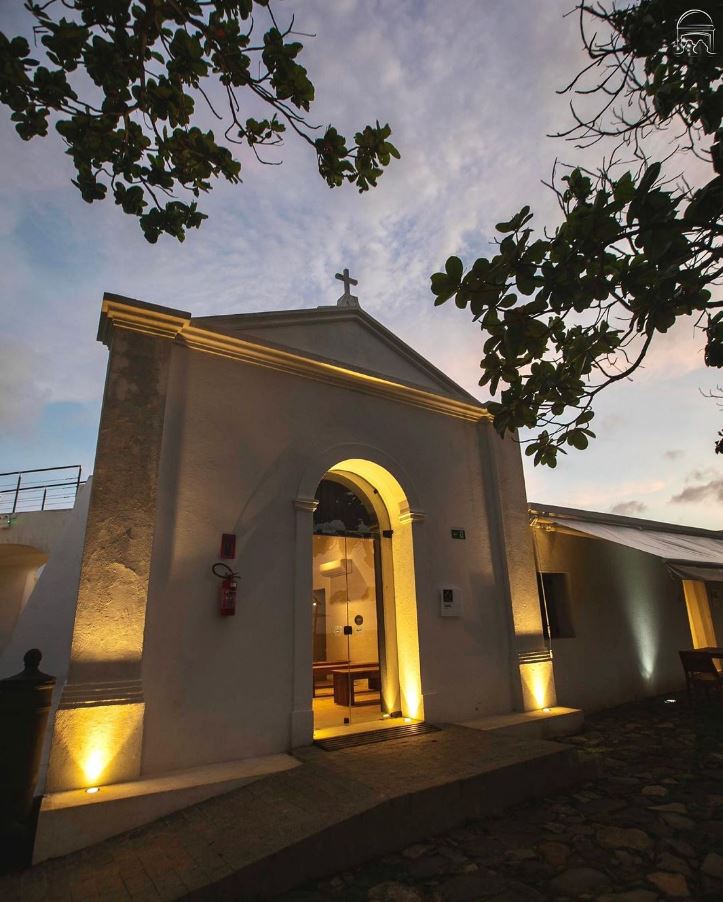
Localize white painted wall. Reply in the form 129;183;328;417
140;344;518;774
0;508;71;556
200;312;461;397
0;483;92;794
0;509;74;655
0;482;91;683
0;551;45;652
534;529;691;711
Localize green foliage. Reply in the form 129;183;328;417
431;0;722;464
0;1;399;241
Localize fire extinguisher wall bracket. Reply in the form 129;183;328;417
212;562;239;617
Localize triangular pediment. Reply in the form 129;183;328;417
193;306;482;405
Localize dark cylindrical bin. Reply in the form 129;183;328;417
0;649;55;825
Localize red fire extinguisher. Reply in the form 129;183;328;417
212;562;239;616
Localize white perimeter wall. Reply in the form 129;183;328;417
140;346;520;774
0;484;91;683
535;529;691;711
0;509;72;655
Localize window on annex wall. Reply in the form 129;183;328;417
537;572;575;639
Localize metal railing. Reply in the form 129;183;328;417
0;465;83;514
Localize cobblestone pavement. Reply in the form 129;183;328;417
286;695;723;902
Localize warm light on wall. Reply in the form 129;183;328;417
398;666;423;720
682;580;716;649
83;749;107;784
519;660;556;711
46;702;145;792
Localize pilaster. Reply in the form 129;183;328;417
290;497;318;748
478;421;557;712
46;298;190;791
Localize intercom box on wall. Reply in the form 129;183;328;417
439;587;462;617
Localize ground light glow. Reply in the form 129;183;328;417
83;749;106;784
85;787;99;794
519;660;556;710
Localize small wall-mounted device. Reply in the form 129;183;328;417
440;587;462;618
220;533;236;559
319;558;352;579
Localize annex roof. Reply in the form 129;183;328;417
530;502;723;580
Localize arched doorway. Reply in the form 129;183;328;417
292;451;424;746
311;473;399;732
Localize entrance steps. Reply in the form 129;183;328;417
1;724;594;901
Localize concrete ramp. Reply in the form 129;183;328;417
0;725;592;901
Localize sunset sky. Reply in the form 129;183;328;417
1;0;720;528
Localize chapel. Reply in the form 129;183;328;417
38;273;555;793
2;273;722;862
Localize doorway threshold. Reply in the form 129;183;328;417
315;721;439;751
313;715;418;742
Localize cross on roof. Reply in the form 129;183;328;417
335;267;360;308
335;268;358;294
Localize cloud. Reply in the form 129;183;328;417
0;0;715;527
670;479;723;504
0;342;51;433
664;449;684;461
685;467;718;483
565;480;666;510
610;500;648;516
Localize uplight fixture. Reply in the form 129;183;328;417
86;787;99;794
664;698;677;704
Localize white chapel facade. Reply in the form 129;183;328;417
40;279;556;793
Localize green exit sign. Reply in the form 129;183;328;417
451;528;466;540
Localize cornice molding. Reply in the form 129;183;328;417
399;503;426;524
518;649;552;665
98;295;491;424
59;679;144;709
98;293;191;346
181;324;490;423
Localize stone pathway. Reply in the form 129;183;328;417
287;695;723;901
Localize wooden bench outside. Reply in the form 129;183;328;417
332;665;381;707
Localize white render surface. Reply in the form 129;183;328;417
195;308;472;399
139;336;524;775
0;485;90;681
534;529;691;711
0;508;73;654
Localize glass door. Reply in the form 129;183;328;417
312;478;383;732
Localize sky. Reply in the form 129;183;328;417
0;0;720;529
